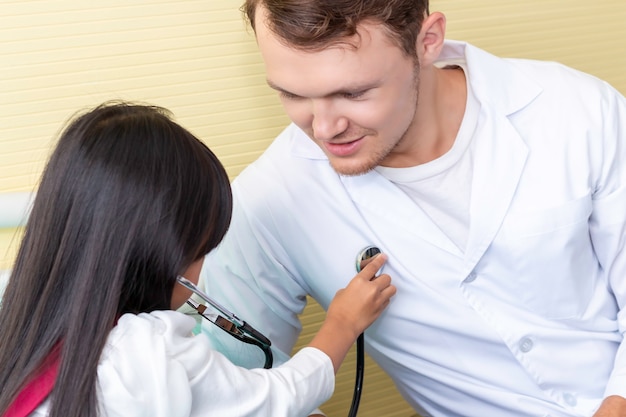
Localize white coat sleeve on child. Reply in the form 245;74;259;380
97;310;334;417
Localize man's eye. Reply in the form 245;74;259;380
279;91;302;100
343;91;366;99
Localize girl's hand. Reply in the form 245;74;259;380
307;253;395;373
326;253;395;340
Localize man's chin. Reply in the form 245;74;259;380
328;160;376;177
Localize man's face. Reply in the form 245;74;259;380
256;10;421;176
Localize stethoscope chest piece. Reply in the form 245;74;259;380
356;245;382;273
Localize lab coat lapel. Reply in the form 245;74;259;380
341;172;463;256
460;41;541;267
464;105;528;266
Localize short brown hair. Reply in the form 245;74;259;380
242;0;429;57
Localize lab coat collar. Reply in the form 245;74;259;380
439;40;543;116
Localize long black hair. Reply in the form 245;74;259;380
0;102;232;416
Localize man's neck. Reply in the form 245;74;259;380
383;65;467;168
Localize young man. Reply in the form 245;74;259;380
200;1;626;415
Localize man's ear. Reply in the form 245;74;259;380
416;12;446;66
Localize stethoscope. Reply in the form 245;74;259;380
178;245;382;417
350;245;382;417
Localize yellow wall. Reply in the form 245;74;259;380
0;0;288;269
1;1;625;416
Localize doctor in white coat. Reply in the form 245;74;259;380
200;1;626;416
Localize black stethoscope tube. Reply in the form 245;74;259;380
348;333;365;417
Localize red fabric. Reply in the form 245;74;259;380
3;345;61;417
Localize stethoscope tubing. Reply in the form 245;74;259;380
348;333;365;417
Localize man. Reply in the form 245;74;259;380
200;0;626;415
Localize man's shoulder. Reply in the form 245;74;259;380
505;56;607;86
454;40;606;89
460;40;603;84
460;41;616;111
505;56;619;111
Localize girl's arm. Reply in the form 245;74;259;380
307;254;395;373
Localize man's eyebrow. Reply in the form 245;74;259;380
266;79;292;94
266;78;378;98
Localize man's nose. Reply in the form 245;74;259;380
311;99;348;141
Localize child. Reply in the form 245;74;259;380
0;102;396;417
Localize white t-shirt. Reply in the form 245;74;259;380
375;63;479;252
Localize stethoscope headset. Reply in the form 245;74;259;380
178;245;382;417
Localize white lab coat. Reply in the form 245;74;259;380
32;311;334;417
201;41;626;417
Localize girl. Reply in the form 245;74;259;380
0;102;395;417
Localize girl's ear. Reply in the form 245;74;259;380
416;12;446;67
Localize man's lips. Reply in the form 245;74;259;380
323;137;364;157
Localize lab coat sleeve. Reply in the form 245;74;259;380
588;83;626;399
191;345;335;417
98;311;335;417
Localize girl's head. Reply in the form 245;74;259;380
0;101;232;416
30;101;231;314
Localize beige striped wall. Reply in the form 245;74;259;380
1;1;625;415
